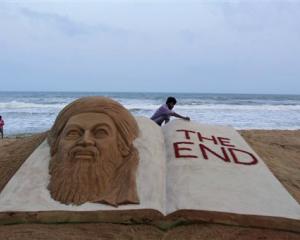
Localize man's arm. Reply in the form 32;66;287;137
171;112;190;121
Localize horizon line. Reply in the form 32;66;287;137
0;90;300;96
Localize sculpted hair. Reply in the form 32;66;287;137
47;96;140;206
48;96;139;157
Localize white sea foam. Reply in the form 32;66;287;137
1;92;300;135
0;101;66;109
1;101;300;112
125;104;300;111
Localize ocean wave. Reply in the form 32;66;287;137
1;100;300;112
175;104;300;111
125;103;300;111
0;101;66;109
1;92;299;135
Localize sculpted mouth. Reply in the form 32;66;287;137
76;151;93;157
72;149;97;160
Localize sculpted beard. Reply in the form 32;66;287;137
48;142;122;205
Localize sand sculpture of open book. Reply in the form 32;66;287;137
0;97;299;231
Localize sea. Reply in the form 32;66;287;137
0;91;300;136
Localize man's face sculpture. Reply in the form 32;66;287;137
60;112;120;167
47;97;139;206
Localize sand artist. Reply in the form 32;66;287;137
151;97;190;126
47;96;140;206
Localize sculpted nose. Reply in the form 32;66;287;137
79;131;95;146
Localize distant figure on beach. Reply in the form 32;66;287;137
0;116;4;139
151;97;190;126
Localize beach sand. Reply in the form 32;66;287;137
0;130;299;239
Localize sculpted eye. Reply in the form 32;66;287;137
94;128;109;138
65;130;81;139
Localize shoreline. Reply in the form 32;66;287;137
3;133;44;139
2;128;300;139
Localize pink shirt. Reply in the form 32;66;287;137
151;104;174;121
0;119;4;128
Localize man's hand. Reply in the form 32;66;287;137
172;112;190;121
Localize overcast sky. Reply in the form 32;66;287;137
0;0;300;94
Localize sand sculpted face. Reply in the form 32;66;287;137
47;97;140;206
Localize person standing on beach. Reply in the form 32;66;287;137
151;97;190;126
0;116;4;139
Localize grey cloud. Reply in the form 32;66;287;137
19;8;128;36
216;1;300;33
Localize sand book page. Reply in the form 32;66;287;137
0;117;166;214
162;120;300;219
0;117;299;221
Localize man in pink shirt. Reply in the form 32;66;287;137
151;97;190;126
0;116;4;139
